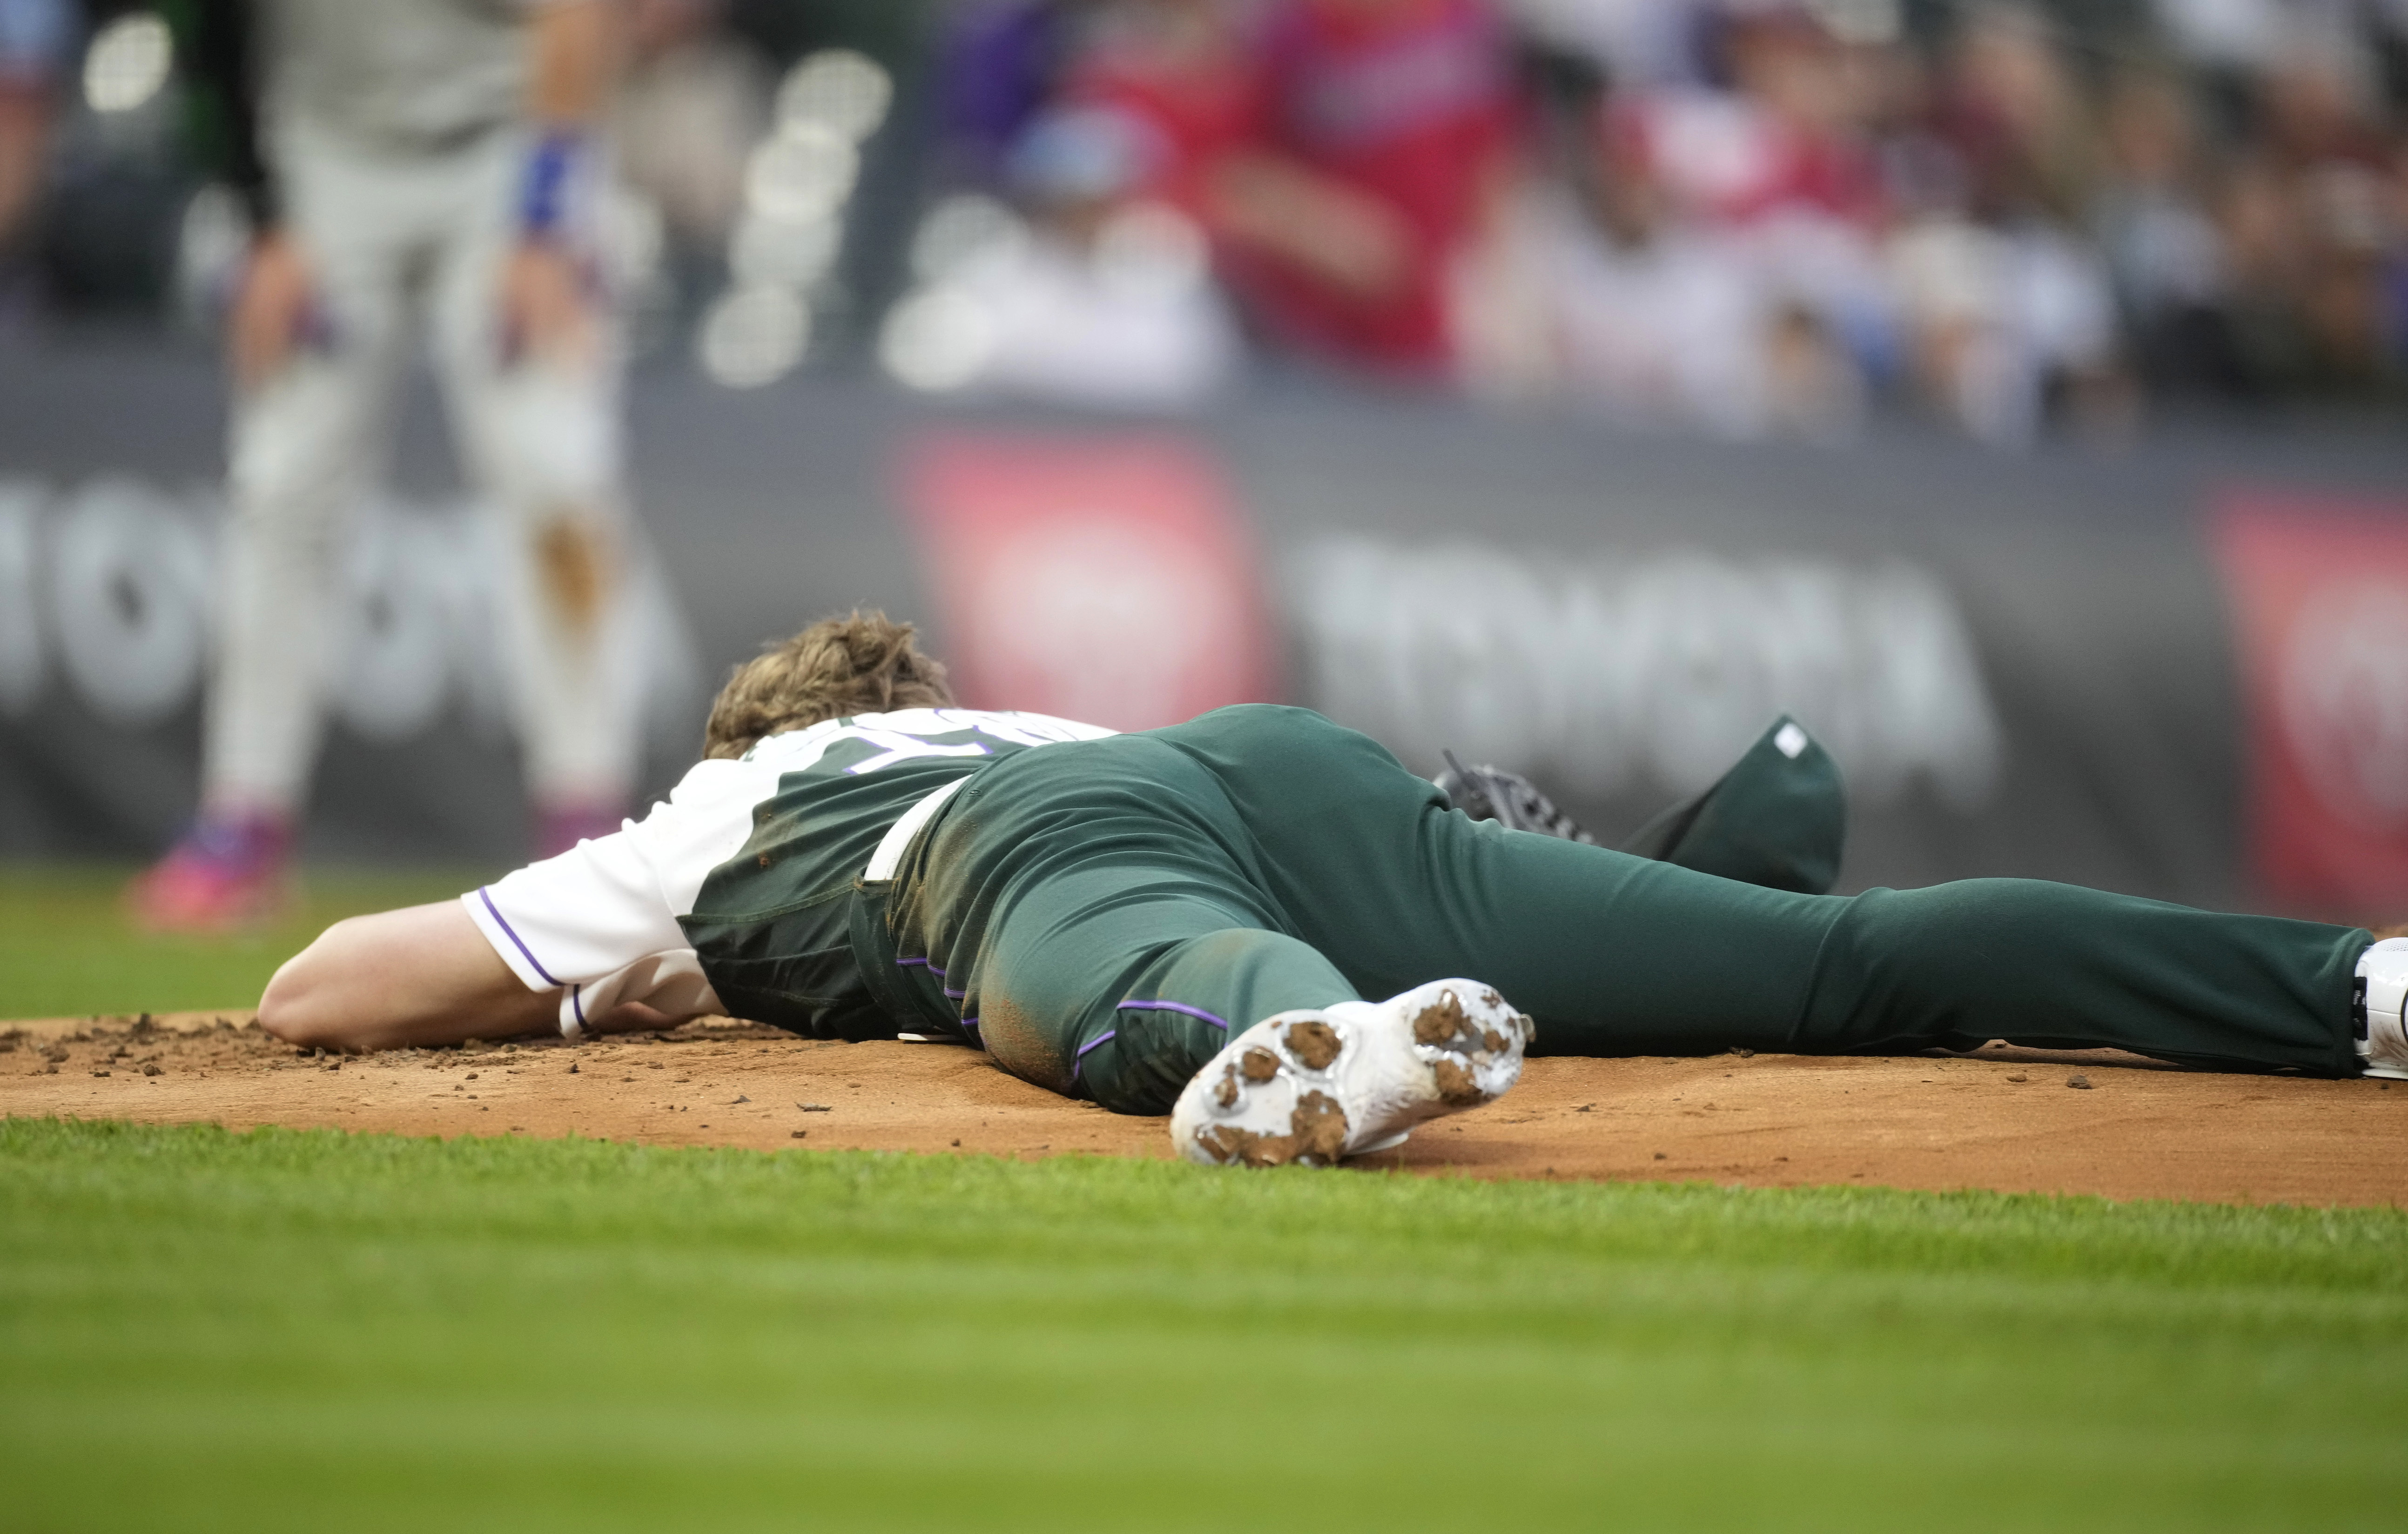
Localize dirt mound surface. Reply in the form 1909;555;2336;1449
3;1012;2399;1206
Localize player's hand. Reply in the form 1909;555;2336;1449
227;230;317;392
583;999;679;1037
498;238;596;367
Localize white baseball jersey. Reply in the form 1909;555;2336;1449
463;709;1117;1036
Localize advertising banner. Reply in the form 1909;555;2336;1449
2214;490;2408;914
0;473;706;859
8;348;2407;908
896;433;1274;732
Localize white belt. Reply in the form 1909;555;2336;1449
864;775;972;881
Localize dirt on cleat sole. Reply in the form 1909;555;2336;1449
1172;979;1533;1169
1193;1087;1350;1167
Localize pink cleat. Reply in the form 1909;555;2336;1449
127;814;293;933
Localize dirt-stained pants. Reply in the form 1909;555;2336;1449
886;706;2368;1115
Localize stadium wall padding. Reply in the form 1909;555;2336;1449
4;344;2407;918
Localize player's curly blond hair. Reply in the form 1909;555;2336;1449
703;610;955;759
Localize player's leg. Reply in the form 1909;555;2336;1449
966;866;1355;1110
916;736;1530;1161
1425;839;2363;1075
967;861;1529;1164
1163;704;2368;1077
130;132;416;928
431;134;641;857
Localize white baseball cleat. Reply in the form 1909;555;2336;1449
1170;978;1534;1168
2356;938;2408;1080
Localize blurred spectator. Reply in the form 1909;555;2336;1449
613;0;772;281
1611;4;1898;411
1943;1;2098;226
1063;0;1261;220
1503;0;1714;90
2259;23;2392;173
881;103;1238;407
2092;67;2243;395
1887;6;2126;442
2388;138;2408;375
1462;71;1862;436
2247;29;2403;392
906;0;2408;428
10;0;2396;437
1886;208;2121;441
1204;0;1516;375
0;0;70;322
1680;2;1888;229
936;0;1097;184
930;0;1517;380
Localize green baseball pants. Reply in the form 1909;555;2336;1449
873;706;2368;1115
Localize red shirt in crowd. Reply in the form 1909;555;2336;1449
1076;0;1514;373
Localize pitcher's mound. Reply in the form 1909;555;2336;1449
3;1012;2398;1206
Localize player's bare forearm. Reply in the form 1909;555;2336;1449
259;902;557;1052
526;0;619;129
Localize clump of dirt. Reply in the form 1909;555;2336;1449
1432;1058;1482;1103
1191;1087;1350;1167
1288;1090;1348;1160
1413;993;1469;1047
1283;1020;1342;1070
1193;1124;1269;1165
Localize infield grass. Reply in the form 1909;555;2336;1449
0;864;491;1019
3;1118;2401;1533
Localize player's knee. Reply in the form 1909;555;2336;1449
531;510;617;635
1079;1008;1230;1116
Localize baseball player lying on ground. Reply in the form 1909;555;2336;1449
259;612;2408;1167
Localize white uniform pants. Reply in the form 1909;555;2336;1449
206;122;640;817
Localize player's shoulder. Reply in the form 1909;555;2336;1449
731;709;1117;755
655;709;1119;790
847;707;1119;744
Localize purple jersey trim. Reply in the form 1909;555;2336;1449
1069;1029;1116;1083
1113;999;1231;1031
478;887;565;988
569;984;586;1030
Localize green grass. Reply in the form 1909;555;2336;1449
0;864;498;1019
2;1119;2401;1533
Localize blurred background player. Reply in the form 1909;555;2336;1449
130;0;646;930
0;0;68;323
